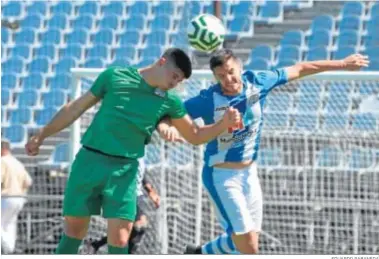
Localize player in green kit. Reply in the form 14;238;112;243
25;48;241;254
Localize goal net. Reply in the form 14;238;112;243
16;70;379;254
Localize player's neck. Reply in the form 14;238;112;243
138;67;160;89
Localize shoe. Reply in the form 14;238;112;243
184;244;201;254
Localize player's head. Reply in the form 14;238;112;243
1;138;11;156
155;48;192;90
210;49;243;95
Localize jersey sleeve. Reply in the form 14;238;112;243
246;69;288;93
90;67;115;98
167;94;187;119
184;89;210;120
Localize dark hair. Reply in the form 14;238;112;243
209;48;238;71
163;48;192;79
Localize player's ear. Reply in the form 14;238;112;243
158;57;167;66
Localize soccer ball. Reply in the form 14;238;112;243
187;14;226;53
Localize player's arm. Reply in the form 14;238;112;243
170;109;239;146
142;177;160;208
25;91;100;156
285;54;370;81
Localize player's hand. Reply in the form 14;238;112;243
149;191;160;209
158;125;185;143
342;54;370;70
222;107;241;129
25;135;43;156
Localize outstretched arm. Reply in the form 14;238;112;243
285;54;370;81
25;91;100;156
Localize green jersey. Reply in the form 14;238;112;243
81;67;187;158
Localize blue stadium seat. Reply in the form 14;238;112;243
10;44;31;60
1;28;9;44
322;114;348;131
83;58;105;68
49;73;71;90
1;108;7;123
259;1;281;19
125;14;146;30
129;1;149;15
87;45;108;60
257;148;282;166
72;14;94;31
51;2;72;15
61;43;83;59
307;30;331;48
339;15;361;31
337;30;359;48
280;30;303;46
153;1;174;15
140;45;162;60
325;94;350;112
366;17;379;35
349;149;374;169
293;114;318;131
9;108;32;124
265;93;292;112
78;1;99;16
35;44;56;59
2;1;22;17
99;15;119;30
275;59;296;68
1;89;10;106
306;47;328;61
102;1;124;16
3;125;25;144
17;89;38;107
35;107;58;126
93;28;114;45
3;57;24;74
26;1;47;15
144;143;163;166
47;14;68;30
150;15;171;30
232;1;254;16
114;46;136;61
29;57;50;73
263;112;289;129
188;1;202;16
137;58;156;67
20;14;43;29
333;46;356;60
245;58;270;70
317;147;341;167
352;114;377;131
52;143;69;163
278;45;301;61
14;28;36;44
371;3;379;18
365;60;379;71
250;45;273;61
66;29;88;45
55;57;77;73
22;72;44;90
42;90;66;108
145;30;167;46
110;58;132;67
358;82;378;96
311;15;334;31
1;74;18;89
363;33;379;48
228;16;251;33
341;1;364;17
220;1;232;16
40;29;62;45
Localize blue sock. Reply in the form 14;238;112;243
201;233;237;254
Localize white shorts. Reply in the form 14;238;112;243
202;163;263;235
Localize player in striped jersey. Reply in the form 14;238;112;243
81;159;160;254
158;50;369;254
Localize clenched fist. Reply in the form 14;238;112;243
222;107;241;129
25;135;43;156
342;54;370;70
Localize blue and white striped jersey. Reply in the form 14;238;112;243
184;69;288;167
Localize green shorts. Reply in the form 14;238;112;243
63;147;139;221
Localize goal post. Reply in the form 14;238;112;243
66;69;379;254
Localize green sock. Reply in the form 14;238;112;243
55;234;82;254
108;245;129;254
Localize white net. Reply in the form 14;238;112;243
15;71;379;254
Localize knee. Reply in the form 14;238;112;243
110;235;129;248
107;219;133;248
64;217;89;239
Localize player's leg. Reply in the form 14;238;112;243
102;158;139;254
55;148;104;254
